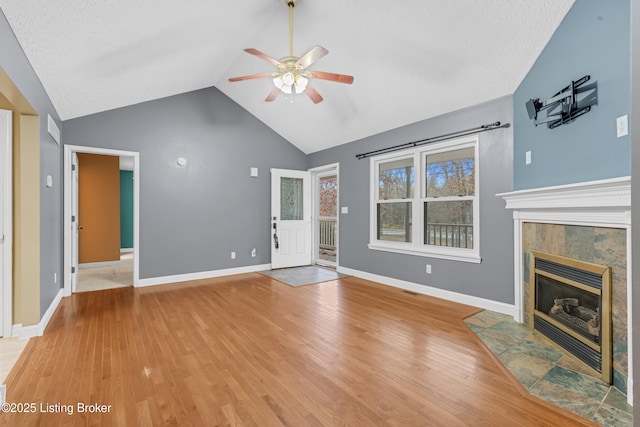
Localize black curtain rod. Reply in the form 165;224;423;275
355;121;511;160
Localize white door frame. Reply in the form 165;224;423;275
63;145;140;296
310;163;339;268
0;109;12;337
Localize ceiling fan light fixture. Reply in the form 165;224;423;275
273;76;292;94
294;76;308;93
273;72;307;95
282;72;295;86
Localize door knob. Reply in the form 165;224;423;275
79;225;84;230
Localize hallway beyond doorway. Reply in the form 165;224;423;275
76;252;133;292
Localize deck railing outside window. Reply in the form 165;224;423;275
424;223;473;248
319;218;337;250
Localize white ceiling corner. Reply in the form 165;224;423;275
0;0;574;154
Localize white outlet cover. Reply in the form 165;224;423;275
341;207;349;214
617;115;628;138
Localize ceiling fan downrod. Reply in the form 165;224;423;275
287;0;296;57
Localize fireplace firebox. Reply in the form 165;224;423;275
529;251;612;384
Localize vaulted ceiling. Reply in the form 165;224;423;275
0;0;574;153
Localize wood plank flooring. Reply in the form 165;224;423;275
0;273;598;426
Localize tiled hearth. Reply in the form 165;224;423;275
498;177;632;403
465;310;632;426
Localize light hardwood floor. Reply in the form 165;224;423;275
0;273;598;426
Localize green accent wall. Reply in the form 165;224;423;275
120;170;134;249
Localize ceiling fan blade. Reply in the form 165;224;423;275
265;87;281;102
244;48;282;67
308;70;354;84
228;72;275;83
304;85;324;104
296;45;329;69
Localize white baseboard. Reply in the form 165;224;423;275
338;266;516;317
137;264;272;288
11;287;63;339
11;323;38;340
120;248;133;253
79;260;122;269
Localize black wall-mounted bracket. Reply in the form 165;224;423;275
525;75;598;129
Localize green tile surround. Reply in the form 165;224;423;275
465;310;632;427
522;223;629;393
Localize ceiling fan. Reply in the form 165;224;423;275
228;0;354;104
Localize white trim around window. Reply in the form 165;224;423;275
368;135;481;263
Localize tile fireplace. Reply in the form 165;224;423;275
499;176;631;400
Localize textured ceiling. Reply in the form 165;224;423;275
0;0;574;154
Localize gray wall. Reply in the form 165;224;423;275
630;0;639;420
0;10;63;317
309;96;514;304
513;0;631;190
63;87;307;279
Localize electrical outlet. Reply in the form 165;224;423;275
251;248;256;257
426;264;432;274
617;115;628;138
525;151;531;165
231;252;236;259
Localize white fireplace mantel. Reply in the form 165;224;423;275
497;175;631;321
498;176;631;226
497;176;632;402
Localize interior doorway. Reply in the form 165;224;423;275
311;164;339;268
64;145;140;296
74;153;135;292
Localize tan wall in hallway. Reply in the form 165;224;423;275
77;153;120;264
1;66;40;328
15;116;40;326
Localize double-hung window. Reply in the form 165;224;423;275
369;136;480;263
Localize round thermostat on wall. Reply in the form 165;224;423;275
177;157;187;166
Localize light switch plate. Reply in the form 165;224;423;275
341;207;349;214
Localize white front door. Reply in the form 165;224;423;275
271;168;312;269
0;109;12;337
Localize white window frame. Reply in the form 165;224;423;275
368;135;481;263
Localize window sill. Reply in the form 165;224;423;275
367;243;482;264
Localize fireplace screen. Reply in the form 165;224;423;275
529;250;611;383
535;275;600;345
